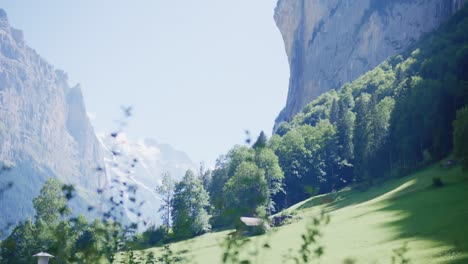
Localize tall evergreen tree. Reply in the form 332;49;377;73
33;178;69;224
198;163;212;192
336;97;355;163
155;172;175;229
255;148;284;214
273;130;310;208
172;170;211;239
329;99;339;125
453;106;468;170
353;94;372;182
253;131;268;150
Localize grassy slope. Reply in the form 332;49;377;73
129;162;468;263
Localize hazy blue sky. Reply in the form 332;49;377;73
1;0;289;166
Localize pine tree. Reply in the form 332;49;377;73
353;94;372;183
329;99;339;124
336;98;355;163
172;170;211;239
255;148;284;214
33;178;69;224
454;106;468;170
155;172;175;230
198;163;212;192
253;131;268;150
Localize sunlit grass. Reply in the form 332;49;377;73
125;162;468;263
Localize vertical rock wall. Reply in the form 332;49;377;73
0;9;105;228
274;0;465;128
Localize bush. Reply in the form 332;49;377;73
142;225;169;247
432;177;444;188
248;222;270;236
453;106;468;170
272;210;296;227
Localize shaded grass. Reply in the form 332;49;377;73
125;163;468;263
376;175;468;263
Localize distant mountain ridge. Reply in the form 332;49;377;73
274;0;466;129
0;8;106;229
99;134;196;225
0;8;196;230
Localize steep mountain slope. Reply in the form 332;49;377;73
274;0;465;128
99;134;196;225
0;9;106;229
271;4;468;208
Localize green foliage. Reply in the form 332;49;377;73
269;5;468;209
287;211;330;264
432;177;444;188
172;170;211;239
220;212;330;264
273;121;342;207
127;250;138;264
329;99;339;125
207;162;230;226
222;162;268;224
157;244;184;264
3;5;468;264
227;146;255;177
33;178;70;224
336;91;355;164
156;172;175;229
255;148;284;213
221;235;254;264
198;164;212;192
252;131;268;150
272;129;310;207
353;94;372;182
209;143;284;227
145;252;157;264
453;106;468;170
140;225;169;247
0;180;126;263
0;215;125;263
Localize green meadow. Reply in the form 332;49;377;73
127;162;468;263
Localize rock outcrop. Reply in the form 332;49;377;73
0;9;106;229
274;0;466;128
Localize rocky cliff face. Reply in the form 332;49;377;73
274;0;466;128
0;9;106;229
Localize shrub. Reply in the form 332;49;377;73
453;106;468;170
432;177;444;188
142;225;168;247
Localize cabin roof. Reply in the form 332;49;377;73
240;217;263;226
33;252;54;258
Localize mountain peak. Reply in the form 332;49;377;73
0;8;106;230
0;9;9;28
0;8;7;19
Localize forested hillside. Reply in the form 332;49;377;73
274;0;465;126
205;5;468;224
266;6;468;209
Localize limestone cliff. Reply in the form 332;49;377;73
274;0;465;128
0;9;106;229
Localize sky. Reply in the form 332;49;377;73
0;0;289;166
